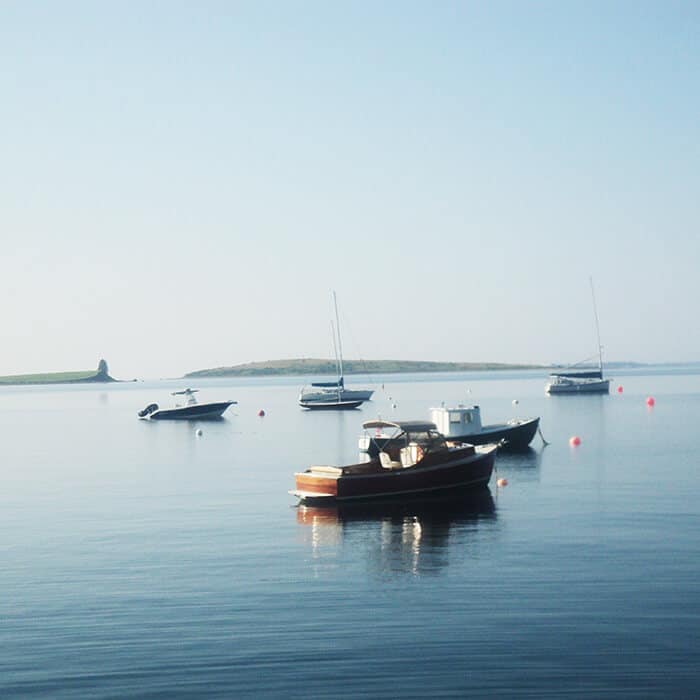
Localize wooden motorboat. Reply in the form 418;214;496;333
291;420;497;505
359;405;540;454
138;389;236;420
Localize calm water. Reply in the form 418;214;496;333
2;368;699;698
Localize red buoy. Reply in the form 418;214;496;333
617;385;623;394
569;436;581;447
258;409;266;417
646;396;655;407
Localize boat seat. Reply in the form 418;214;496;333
308;465;344;475
379;452;402;470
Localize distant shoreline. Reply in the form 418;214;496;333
0;366;117;386
0;359;687;386
185;358;546;379
184;358;664;379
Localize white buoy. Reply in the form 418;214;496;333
512;399;519;405
196;428;203;437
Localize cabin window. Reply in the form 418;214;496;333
449;413;461;423
464;413;472;424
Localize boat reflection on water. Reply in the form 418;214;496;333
493;446;543;484
296;488;496;576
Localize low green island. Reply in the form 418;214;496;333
0;359;117;385
185;358;545;378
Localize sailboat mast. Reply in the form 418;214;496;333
332;291;344;383
589;277;604;374
330;320;341;380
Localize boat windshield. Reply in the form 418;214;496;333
364;425;446;452
172;388;199;405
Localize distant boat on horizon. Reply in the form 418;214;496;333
299;292;374;409
545;279;611;395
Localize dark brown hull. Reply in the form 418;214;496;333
294;446;496;504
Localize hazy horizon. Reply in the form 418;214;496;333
3;2;699;379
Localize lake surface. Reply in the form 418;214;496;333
2;368;700;698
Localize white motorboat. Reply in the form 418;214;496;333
138;389;236;420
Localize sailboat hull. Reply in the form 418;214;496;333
299;388;374;403
546;378;610;394
299;398;364;410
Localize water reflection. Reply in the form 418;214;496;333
493;447;542;483
496;446;542;469
297;489;496;576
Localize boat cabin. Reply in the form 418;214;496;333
430;405;483;438
362;419;450;468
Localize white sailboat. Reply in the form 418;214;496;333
545;279;611;395
299;292;374;409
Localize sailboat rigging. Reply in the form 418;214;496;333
298;292;374;409
545;278;611;394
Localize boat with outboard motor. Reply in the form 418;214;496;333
291;419;497;505
359;404;540;455
138;389;236;420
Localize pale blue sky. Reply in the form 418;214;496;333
2;1;699;378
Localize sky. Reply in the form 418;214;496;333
1;1;699;379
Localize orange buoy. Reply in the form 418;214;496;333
496;478;508;487
569;436;581;447
617;386;623;394
646;396;655;407
258;409;266;417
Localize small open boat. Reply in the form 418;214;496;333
291;419;497;505
359;405;539;454
138;389;236;420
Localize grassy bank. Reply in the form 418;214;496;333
185;358;544;378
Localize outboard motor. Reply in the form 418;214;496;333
138;403;159;418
